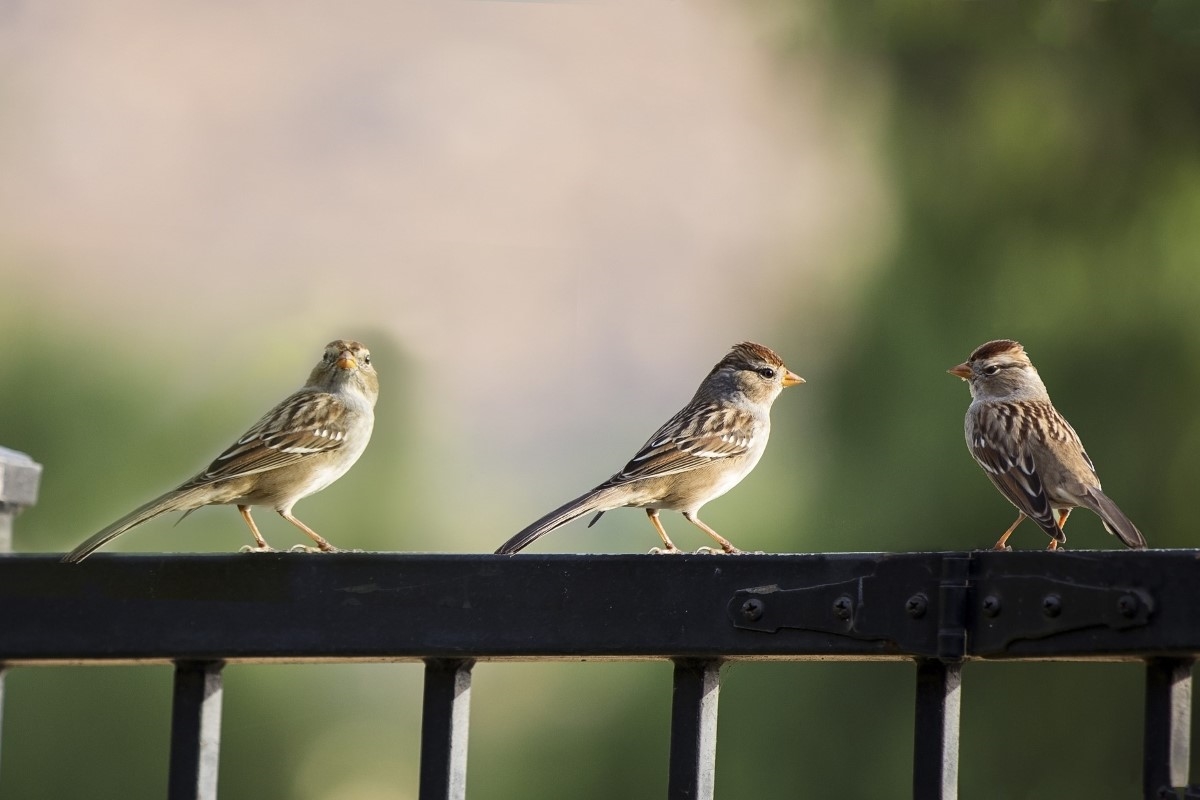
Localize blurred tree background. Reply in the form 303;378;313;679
2;1;1200;798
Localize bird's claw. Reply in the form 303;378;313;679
648;546;683;555
694;546;746;555
288;544;348;554
239;545;278;554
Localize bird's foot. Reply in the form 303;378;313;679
694;546;745;555
648;545;684;555
239;544;278;554
991;543;1013;552
288;544;354;553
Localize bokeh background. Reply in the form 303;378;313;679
3;1;1199;797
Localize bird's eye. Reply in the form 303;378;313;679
363;355;371;366
983;365;1000;376
757;367;776;379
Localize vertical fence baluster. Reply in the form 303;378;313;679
0;446;42;781
0;664;6;777
419;658;475;800
913;658;961;800
168;660;225;800
668;658;721;800
1144;657;1194;800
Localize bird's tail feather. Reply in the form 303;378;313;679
1080;487;1147;550
496;486;623;555
62;487;208;563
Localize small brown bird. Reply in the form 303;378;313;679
63;340;379;562
949;339;1145;551
496;342;804;555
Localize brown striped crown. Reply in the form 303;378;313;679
723;341;786;370
969;339;1026;362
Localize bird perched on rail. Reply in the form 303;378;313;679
63;340;379;562
949;338;1145;551
495;341;804;555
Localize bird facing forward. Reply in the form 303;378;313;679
949;339;1145;551
495;342;804;555
63;340;379;562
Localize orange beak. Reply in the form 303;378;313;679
782;369;805;387
947;362;972;379
336;351;358;370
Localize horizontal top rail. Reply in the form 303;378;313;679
1;550;1196;665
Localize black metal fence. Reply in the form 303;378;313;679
0;550;1198;800
1;448;1197;800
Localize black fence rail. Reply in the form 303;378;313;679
1;550;1199;800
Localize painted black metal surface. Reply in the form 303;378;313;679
168;660;224;800
1;550;1196;663
419;659;474;800
4;549;1200;799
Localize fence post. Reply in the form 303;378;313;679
168;660;225;800
419;658;475;800
913;659;961;800
0;446;41;554
668;658;721;800
0;446;43;781
1144;657;1194;800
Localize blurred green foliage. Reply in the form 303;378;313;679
4;3;1200;799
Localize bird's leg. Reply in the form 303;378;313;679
1046;539;1060;551
646;509;682;554
279;510;341;553
683;512;742;555
237;506;277;553
993;513;1025;551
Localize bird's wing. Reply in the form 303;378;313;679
607;403;760;485
969;402;1062;540
184;389;353;487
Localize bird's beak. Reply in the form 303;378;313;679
336;351;358;370
947;362;972;379
782;369;805;387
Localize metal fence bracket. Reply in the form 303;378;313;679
727;578;870;637
972;576;1154;655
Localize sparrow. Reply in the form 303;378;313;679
63;340;379;562
950;338;1145;550
496;342;804;555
